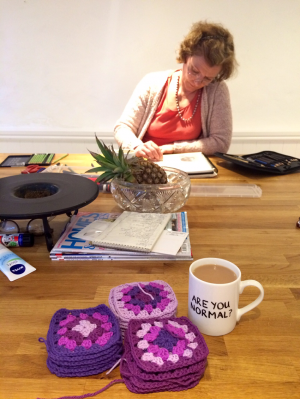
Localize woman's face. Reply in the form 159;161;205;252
182;55;222;91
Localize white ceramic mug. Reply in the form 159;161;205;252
188;258;264;336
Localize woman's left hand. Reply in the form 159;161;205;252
160;144;174;154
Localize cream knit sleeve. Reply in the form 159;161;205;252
114;75;150;150
114;71;170;150
173;81;232;155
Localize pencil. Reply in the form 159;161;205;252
52;154;69;164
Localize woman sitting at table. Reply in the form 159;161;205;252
114;21;238;161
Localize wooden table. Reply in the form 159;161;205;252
0;154;299;399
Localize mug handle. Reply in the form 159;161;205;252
237;280;264;322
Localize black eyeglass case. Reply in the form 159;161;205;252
214;151;300;175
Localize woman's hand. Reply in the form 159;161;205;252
160;144;174;154
134;141;163;161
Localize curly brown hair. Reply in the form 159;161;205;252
177;21;238;81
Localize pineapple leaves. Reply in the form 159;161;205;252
87;135;155;184
118;146;127;169
95;135;115;163
112;153;122;168
88;150;117;170
96;171;116;183
85;166;108;174
88;150;107;164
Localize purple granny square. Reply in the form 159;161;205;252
119;316;208;393
46;304;120;357
109;280;178;322
122;363;204;394
122;335;207;382
127;316;209;373
42;304;123;377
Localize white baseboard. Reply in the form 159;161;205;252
229;132;300;157
0;131;115;154
1;131;300;157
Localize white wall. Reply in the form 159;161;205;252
1;0;300;154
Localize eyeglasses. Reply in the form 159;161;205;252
187;64;217;85
0;217;55;236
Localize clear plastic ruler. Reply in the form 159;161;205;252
190;184;262;198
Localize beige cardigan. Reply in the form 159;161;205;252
114;70;232;155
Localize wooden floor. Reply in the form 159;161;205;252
0;154;300;399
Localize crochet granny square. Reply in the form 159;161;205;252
109;280;178;335
40;304;123;377
120;316;209;393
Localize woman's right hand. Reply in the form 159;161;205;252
134;141;163;161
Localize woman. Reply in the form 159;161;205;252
114;21;237;161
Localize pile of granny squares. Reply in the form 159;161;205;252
38;282;209;398
39;304;123;377
109;280;178;337
121;316;209;393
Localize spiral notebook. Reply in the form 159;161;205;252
91;211;172;252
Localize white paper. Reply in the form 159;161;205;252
75;220;111;241
152;230;188;256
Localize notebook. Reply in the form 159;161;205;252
155;152;217;178
91;211;172;252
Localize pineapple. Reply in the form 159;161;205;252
87;136;168;184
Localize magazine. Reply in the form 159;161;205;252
50;211;192;261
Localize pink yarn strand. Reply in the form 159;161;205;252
137;284;154;300
37;379;124;399
106;358;122;375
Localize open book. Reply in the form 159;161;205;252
91;211;172;252
156;152;217;178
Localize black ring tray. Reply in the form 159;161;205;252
0;173;99;251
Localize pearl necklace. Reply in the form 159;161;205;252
175;75;201;123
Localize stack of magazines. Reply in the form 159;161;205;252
50;212;192;261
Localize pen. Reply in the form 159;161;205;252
251;159;269;166
52;154;69;164
247;157;283;168
225;154;266;167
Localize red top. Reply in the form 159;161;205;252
143;72;202;146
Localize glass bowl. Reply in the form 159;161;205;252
110;167;191;213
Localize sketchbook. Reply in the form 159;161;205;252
155;152;217;178
91;211;172;252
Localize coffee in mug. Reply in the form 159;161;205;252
188;258;264;336
192;264;237;284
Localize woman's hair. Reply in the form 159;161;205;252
177;21;238;81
